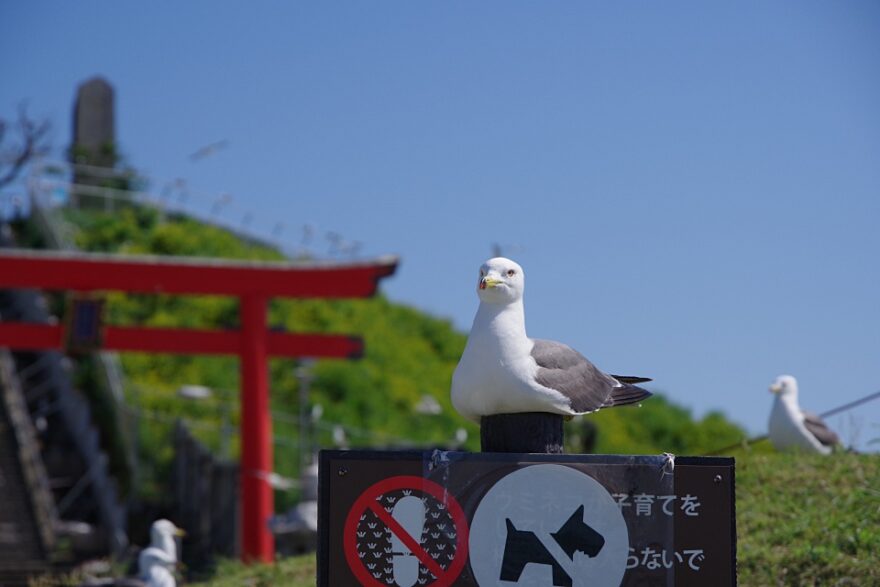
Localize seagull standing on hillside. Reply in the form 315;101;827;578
451;257;652;422
768;375;840;455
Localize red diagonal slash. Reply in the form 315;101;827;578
367;500;448;582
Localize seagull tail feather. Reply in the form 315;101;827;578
605;384;652;407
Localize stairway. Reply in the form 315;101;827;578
0;286;127;552
0;397;50;586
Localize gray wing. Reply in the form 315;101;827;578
802;411;840;447
530;339;651;414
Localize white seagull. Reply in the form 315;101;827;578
768;375;840;455
451;257;652;422
137;519;185;587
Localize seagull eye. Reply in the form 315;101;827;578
507;269;516;277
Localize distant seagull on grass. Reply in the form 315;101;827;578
138;519;185;587
768;375;840;455
77;520;185;587
451;257;652;422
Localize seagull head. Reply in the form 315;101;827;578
769;375;798;397
477;257;524;304
149;519;185;560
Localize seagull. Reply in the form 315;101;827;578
77;520;185;587
137;519;185;587
768;375;840;455
451;257;652;422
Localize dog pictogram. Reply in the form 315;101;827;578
500;505;605;587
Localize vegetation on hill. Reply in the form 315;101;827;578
21;205;747;509
586;393;744;455
56;207;474;506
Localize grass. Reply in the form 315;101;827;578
183;452;879;586
188;555;316;587
736;451;880;586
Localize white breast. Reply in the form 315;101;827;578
768;395;830;454
451;302;574;421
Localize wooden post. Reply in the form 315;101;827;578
480;412;564;453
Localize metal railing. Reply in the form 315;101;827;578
0;349;59;556
26;158;283;254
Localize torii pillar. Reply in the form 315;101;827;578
240;294;272;559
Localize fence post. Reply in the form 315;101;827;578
480;412;564;453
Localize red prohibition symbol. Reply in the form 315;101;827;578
343;475;470;587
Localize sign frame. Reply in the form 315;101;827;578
318;450;736;587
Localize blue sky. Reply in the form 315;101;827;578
2;2;879;449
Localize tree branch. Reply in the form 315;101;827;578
0;104;51;190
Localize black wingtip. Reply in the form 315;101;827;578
610;374;653;384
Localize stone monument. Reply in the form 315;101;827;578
70;77;117;207
71;77;115;167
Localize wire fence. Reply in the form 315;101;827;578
15;158;367;261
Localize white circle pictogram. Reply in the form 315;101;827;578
469;464;628;587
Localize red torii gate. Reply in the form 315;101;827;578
0;249;398;562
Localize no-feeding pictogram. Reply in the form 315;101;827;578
343;476;470;587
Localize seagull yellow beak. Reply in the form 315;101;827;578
769;383;782;394
174;527;187;537
480;277;502;290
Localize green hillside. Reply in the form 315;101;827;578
54;207;475;504
15;206;747;508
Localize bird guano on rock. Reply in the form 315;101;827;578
451;257;652;423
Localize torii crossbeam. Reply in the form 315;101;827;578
0;248;398;562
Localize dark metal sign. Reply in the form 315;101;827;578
65;294;105;352
318;451;735;587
